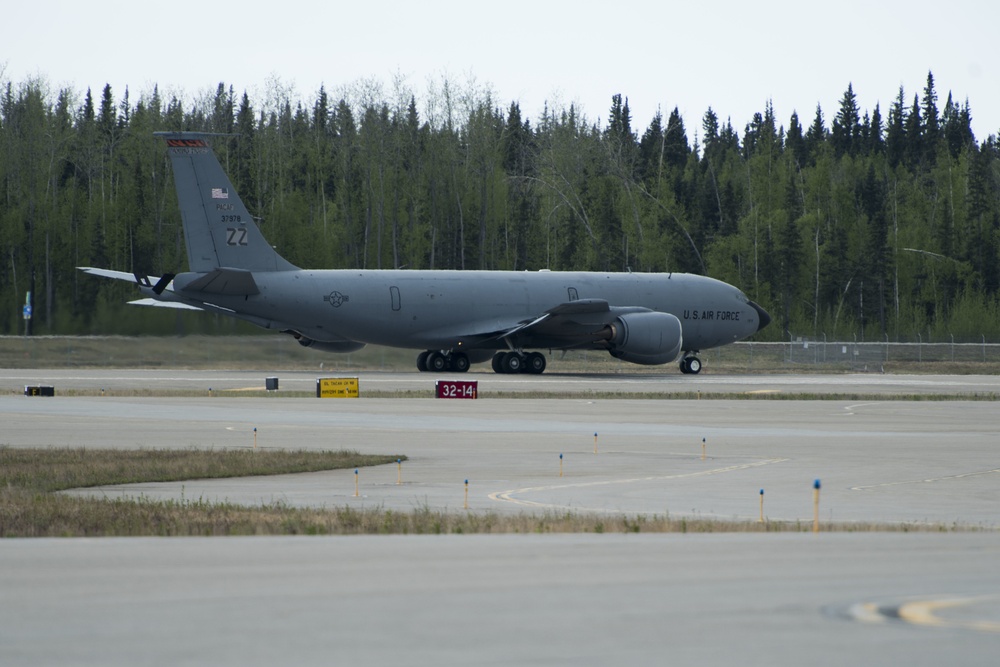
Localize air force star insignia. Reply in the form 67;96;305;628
324;291;349;308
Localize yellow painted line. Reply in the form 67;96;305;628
745;389;781;394
898;597;1000;633
488;458;789;512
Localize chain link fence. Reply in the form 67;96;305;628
725;335;1000;371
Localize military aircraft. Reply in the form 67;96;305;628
81;132;770;374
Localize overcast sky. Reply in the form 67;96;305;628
4;0;998;140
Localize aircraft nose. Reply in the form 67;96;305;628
749;301;771;332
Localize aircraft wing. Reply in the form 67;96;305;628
472;298;647;349
499;298;612;338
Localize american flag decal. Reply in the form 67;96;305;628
211;188;229;199
166;139;207;147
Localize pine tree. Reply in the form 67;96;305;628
859;163;890;336
942;93;975;158
786;111;806;166
233;92;256;215
831;83;861;157
701;108;718;144
209;83;234;134
921;71;939;162
701;107;719;161
606;94;635;149
663;106;689;170
777;169;803;335
885;87;906;168
965;144;1000;292
605;93;637;179
903;94;923;167
804;104;826;163
868;103;884;154
637;109;663;184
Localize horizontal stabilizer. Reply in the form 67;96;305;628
176;268;260;296
128;298;203;310
79;267;144;283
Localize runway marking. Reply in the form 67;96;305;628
850;468;1000;491
488;458;788;512
848;602;888;624
841;402;880;415
852;596;1000;633
898;597;1000;632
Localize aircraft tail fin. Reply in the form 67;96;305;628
156;132;298;273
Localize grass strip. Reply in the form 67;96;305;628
0;448;988;537
0;447;400;537
0;447;403;493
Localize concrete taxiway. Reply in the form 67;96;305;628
1;369;999;665
2;534;999;666
6;367;1000;395
2;391;997;526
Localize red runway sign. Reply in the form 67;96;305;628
435;380;478;399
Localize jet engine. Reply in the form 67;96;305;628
603;311;683;366
286;331;367;353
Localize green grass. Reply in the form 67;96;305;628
0;447;403;493
0;447;403;537
0;447;987;537
7;334;1000;374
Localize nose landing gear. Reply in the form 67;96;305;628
679;354;702;374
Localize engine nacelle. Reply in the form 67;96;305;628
606;311;683;366
287;331;366;353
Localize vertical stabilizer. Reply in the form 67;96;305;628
156;132;298;272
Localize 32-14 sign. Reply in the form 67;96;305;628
435;380;478;399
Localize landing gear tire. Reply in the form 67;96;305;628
426;351;448;372
492;351;544;374
526;352;546;374
502;352;523;374
680;356;702;375
491;352;506;374
416;350;431;372
448;352;470;373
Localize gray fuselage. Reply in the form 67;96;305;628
180;269;762;353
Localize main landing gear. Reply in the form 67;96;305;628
416;349;548;374
679;354;702;375
491;351;546;375
416;350;471;373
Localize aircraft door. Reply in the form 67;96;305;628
390;286;401;311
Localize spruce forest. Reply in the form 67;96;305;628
2;71;999;342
